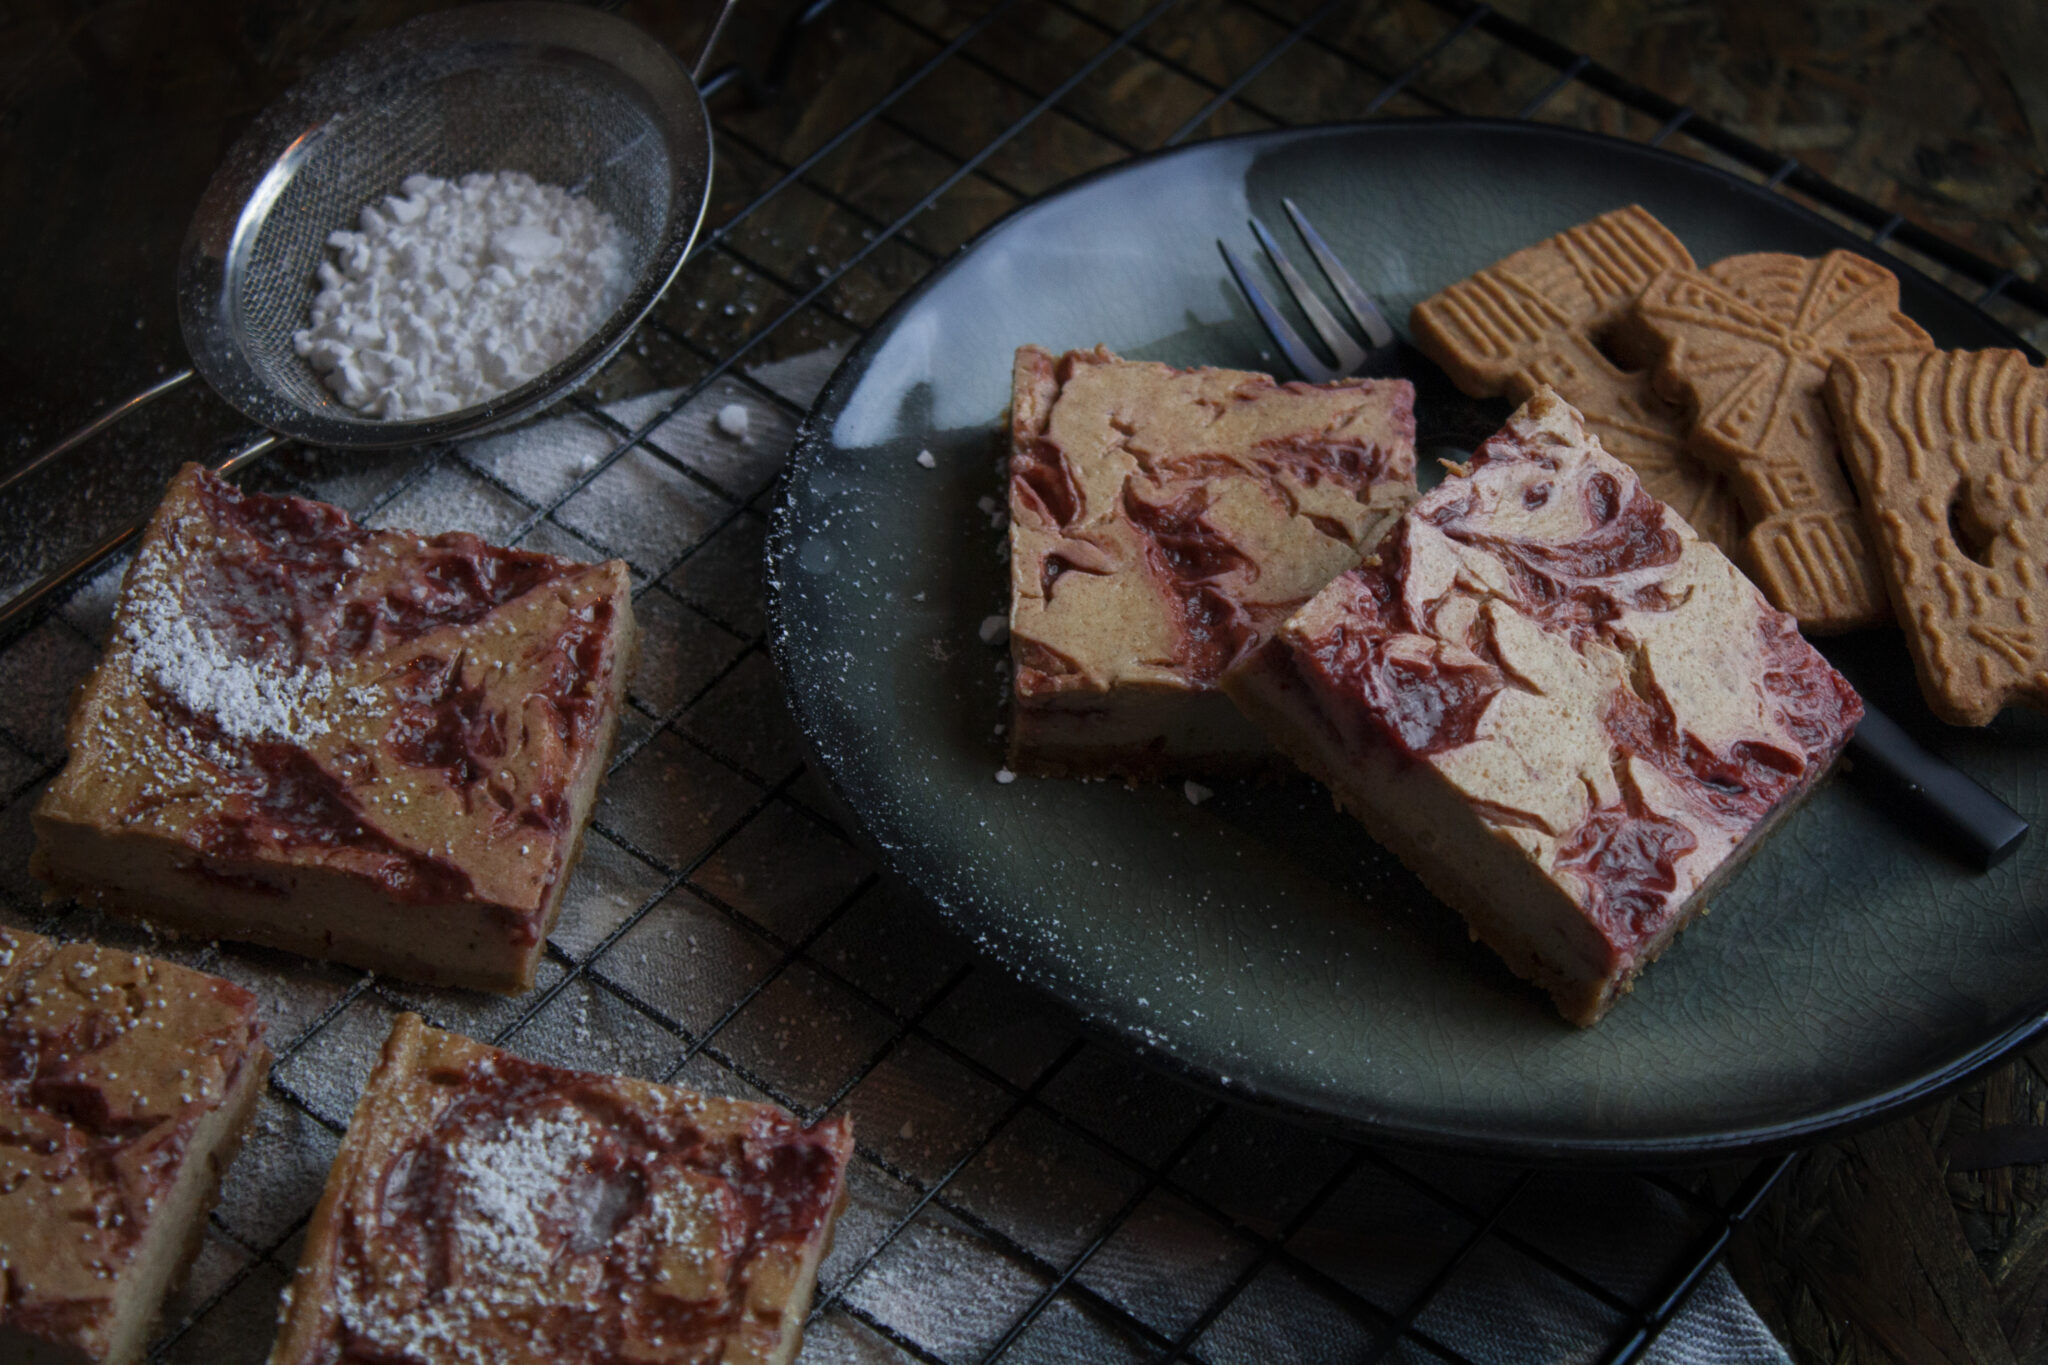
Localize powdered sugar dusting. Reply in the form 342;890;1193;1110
648;1176;721;1252
121;565;361;744
333;1103;600;1364
448;1106;595;1274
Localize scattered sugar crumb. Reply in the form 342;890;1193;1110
1184;781;1213;806
994;768;1016;785
978;614;1008;646
915;449;936;469
715;403;750;439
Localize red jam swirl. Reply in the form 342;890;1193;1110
337;1053;847;1364
1757;609;1865;754
193;473;576;663
0;947;260;1262
165;470;619;889
1429;469;1684;645
380;602;615;834
189;474;372;657
1120;482;1259;682
1294;526;1506;758
1554;795;1698;943
1011;435;1084;528
385;656;505;796
1286;436;1861;948
532;600;619;751
1011;636;1087;697
194;741;476;905
1252;434;1397;492
1567;617;1857;952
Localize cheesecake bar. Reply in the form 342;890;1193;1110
32;465;636;994
0;928;269;1365
269;1014;853;1365
1223;390;1862;1024
1007;345;1416;779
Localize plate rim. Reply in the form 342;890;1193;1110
766;115;2048;1163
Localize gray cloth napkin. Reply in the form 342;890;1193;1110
1648;1266;1792;1365
1406;1167;1792;1365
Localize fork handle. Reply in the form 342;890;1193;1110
1848;706;2027;870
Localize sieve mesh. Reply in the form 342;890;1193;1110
177;2;710;452
234;54;675;422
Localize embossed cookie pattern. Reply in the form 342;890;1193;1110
1630;250;1934;632
1410;205;1747;557
1825;349;2048;725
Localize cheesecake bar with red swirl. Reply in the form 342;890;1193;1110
0;928;269;1365
269;1014;852;1365
1223;390;1862;1024
1007;345;1416;779
31;465;636;994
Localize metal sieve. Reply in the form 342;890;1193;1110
175;1;712;450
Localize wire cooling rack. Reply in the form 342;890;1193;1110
2;1;2041;1361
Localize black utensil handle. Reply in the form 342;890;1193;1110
1849;705;2028;870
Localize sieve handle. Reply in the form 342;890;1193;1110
0;429;282;641
0;368;196;502
695;0;742;83
1849;704;2028;870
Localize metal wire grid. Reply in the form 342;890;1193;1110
1;0;2039;1360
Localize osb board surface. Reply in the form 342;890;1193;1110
1731;1039;2048;1365
1487;0;2048;299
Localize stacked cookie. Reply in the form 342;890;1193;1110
1413;206;2047;727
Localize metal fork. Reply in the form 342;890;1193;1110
1216;200;1503;451
1220;198;1399;382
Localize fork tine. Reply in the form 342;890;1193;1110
1248;215;1367;376
1282;197;1397;349
1219;242;1336;383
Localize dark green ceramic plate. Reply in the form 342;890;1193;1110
766;120;2048;1162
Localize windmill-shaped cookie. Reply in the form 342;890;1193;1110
1826;349;2048;725
1411;205;1745;557
1629;250;1933;632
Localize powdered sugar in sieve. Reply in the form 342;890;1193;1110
293;171;627;421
